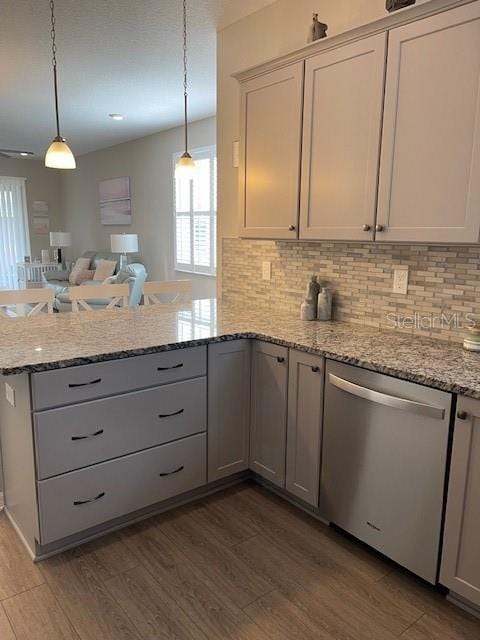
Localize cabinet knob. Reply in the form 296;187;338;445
288;225;296;231
277;356;285;363
311;366;320;373
375;224;385;232
362;224;371;232
457;410;468;420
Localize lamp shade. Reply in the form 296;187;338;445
45;138;76;169
175;152;196;180
49;231;72;247
110;233;138;254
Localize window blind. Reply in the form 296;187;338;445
0;177;30;289
174;146;216;276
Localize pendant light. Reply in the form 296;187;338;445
175;0;196;179
45;0;76;169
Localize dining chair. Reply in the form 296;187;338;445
68;283;129;312
0;288;54;317
143;280;192;304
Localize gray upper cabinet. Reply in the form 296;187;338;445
440;396;480;607
208;340;251;482
376;2;480;243
239;62;303;239
286;351;324;507
250;341;288;487
299;33;386;241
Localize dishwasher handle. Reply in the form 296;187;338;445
328;373;445;420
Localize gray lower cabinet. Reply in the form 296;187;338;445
37;432;206;544
286;351;324;507
208;340;251;482
440;396;480;607
34;377;206;479
250;341;288;487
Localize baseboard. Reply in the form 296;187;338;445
447;592;480;619
0;491;4;510
3;507;36;560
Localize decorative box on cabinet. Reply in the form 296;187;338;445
250;341;288;487
440;396;480;608
208;340;251;482
239;62;303;239
376;2;480;243
286;350;324;507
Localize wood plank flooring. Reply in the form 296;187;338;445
0;481;479;640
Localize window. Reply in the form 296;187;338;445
0;177;30;289
174;145;216;276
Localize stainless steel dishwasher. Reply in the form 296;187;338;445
320;360;452;584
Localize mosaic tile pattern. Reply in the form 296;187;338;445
222;238;480;342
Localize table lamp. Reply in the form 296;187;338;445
110;234;138;269
50;231;72;268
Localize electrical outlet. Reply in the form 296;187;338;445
393;267;409;294
262;261;271;281
5;383;15;407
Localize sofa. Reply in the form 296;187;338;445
42;250;147;312
54;263;147;312
42;251;123;296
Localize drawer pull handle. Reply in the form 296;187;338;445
157;363;184;371
73;491;105;506
159;465;184;477
158;409;184;419
68;378;102;388
71;429;104;441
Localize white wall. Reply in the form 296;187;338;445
0;158;63;261
61;117;216;299
216;0;432;294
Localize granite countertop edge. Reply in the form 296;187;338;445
2;330;478;400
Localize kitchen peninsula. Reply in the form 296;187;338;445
1;300;479;612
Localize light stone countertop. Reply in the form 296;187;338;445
1;298;479;398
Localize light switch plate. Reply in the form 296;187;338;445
262;261;272;281
5;383;15;407
393;267;409;294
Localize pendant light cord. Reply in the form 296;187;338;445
182;0;188;154
50;0;61;138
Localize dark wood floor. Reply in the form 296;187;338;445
0;481;479;639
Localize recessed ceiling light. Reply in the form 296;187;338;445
109;113;124;121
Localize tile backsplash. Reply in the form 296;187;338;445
222;237;480;342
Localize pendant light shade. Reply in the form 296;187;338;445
175;0;196;179
45;0;76;170
45;136;76;169
175;152;196;180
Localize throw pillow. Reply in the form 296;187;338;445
69;258;91;285
94;259;116;281
76;269;95;285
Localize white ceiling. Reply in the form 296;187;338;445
0;0;275;158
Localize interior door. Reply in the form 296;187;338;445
299;33;387;241
376;2;480;243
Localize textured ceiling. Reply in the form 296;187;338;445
0;0;275;157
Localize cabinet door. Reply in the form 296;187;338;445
440;396;480;607
299;34;386;241
286;351;324;507
239;62;303;239
377;3;480;243
250;341;288;487
208;340;251;482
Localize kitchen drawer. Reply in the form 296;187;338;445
31;346;206;410
34;377;206;479
37;433;206;544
